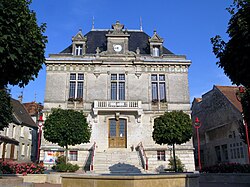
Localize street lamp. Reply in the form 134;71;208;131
235;86;250;164
194;117;202;171
37;114;44;162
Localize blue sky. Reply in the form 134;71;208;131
9;0;233;103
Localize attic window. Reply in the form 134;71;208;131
153;46;159;57
75;44;83;56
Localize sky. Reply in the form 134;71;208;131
9;0;233;104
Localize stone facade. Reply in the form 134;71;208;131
42;21;195;172
191;85;248;168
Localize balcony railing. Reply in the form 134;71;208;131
93;100;143;116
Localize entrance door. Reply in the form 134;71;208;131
109;119;127;148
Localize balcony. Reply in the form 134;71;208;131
93;100;143;116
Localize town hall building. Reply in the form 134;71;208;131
41;21;195;173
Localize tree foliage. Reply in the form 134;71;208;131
211;0;250;87
0;0;47;88
211;0;250;143
152;111;192;145
43;109;91;150
0;88;12;130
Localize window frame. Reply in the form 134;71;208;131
69;151;78;161
69;73;84;100
151;74;166;103
157;150;166;161
75;44;83;56
111;74;125;100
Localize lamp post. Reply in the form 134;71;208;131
194;117;202;171
37;114;43;162
236;86;250;164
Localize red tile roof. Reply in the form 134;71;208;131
23;102;43;116
215;85;243;112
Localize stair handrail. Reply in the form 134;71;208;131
90;142;96;171
137;142;148;170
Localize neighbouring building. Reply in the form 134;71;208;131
0;99;38;162
42;21;195;173
23;101;44;123
191;85;248;167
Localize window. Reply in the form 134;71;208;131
27;144;30;156
12;125;16;138
69;151;78;161
20;126;24;137
75;44;83;55
111;74;125;100
28;129;32;140
215;146;221;162
157;150;165;161
21;143;25;156
153;47;160;57
69;73;84;99
151;74;166;102
221;144;228;161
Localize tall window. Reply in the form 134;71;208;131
75;44;83;55
20;126;24;137
21;143;25;156
111;74;125;100
151;74;166;102
69;73;84;99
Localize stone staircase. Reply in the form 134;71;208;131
93;149;145;174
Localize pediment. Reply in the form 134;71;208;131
149;31;163;43
72;30;87;42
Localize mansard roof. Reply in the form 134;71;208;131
11;99;37;128
60;30;173;55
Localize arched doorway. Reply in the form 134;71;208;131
109;119;127;148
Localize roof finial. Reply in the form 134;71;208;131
92;16;95;30
140;17;143;31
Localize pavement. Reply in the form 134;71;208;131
34;183;61;187
34;182;250;187
200;182;250;187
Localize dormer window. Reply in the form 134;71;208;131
75;44;83;56
153;47;160;57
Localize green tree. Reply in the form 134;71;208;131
0;0;47;88
152;111;192;172
43;109;91;162
0;88;12;130
211;0;250;142
0;0;47;129
211;0;250;87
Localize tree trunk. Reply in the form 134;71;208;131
65;145;68;164
173;144;177;172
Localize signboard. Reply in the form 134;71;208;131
43;150;64;164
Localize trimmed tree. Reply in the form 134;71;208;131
211;0;250;142
43;109;91;162
152;111;192;172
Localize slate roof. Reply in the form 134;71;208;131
60;30;173;55
215;85;243;113
11;99;37;128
